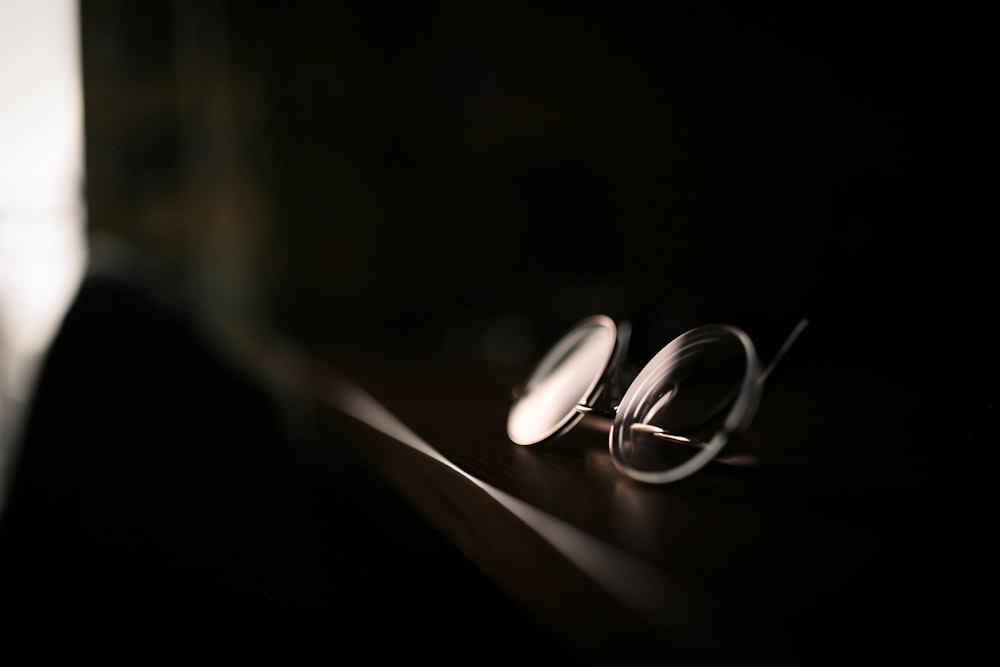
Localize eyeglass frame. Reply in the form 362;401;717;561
506;314;809;484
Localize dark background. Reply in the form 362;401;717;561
78;1;995;371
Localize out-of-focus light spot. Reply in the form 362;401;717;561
1;0;88;511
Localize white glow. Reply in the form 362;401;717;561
507;317;616;445
0;0;84;214
1;0;88;510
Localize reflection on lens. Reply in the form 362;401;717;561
507;315;618;446
610;325;763;483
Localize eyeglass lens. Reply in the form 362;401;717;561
610;325;760;482
506;316;617;446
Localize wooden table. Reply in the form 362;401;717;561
255;334;996;666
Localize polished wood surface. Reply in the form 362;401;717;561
289;339;997;666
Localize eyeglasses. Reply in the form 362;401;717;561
506;315;809;483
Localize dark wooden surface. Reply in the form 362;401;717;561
308;339;998;666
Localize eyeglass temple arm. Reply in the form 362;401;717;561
575;404;615;432
624;317;811;448
670;317;809;431
570;318;809;439
760;318;810;383
633;423;757;467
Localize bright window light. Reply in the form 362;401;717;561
0;0;88;510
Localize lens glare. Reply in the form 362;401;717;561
610;325;762;483
507;315;618;445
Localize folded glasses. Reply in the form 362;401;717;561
506;314;809;483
